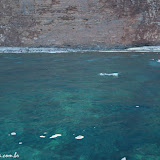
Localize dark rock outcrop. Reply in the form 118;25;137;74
0;0;160;48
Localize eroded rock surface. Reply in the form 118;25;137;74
0;0;160;48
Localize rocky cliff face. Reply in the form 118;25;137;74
0;0;160;48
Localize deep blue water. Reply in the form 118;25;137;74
0;52;160;160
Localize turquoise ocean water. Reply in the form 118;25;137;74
0;52;160;160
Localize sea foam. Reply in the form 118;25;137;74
99;73;119;77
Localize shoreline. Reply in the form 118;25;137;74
0;46;160;54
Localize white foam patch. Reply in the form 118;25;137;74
157;59;160;62
11;132;16;136
136;106;140;108
40;135;46;138
19;142;22;145
75;135;84;139
99;73;119;77
44;132;47;134
121;157;127;160
50;134;62;139
127;46;160;51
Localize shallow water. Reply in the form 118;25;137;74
0;52;160;160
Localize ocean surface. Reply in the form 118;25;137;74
0;52;160;160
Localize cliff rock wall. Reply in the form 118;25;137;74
0;0;160;48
